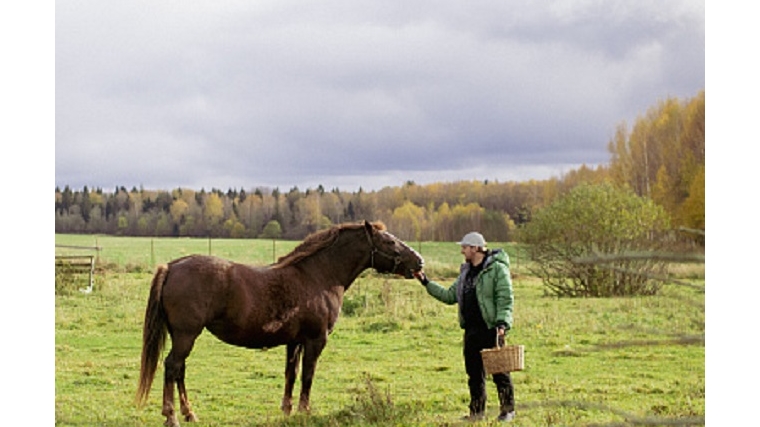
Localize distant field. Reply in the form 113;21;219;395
55;234;704;426
54;234;534;280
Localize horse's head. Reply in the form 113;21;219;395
363;220;424;279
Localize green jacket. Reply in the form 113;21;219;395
424;249;514;330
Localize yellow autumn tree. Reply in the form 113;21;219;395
203;193;224;233
607;90;704;233
433;202;453;241
391;201;425;241
678;165;705;237
170;199;188;224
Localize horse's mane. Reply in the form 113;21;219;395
273;221;387;269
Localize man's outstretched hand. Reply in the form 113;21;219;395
413;270;429;286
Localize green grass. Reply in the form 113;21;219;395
55;234;704;426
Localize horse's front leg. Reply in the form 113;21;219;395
281;343;302;415
298;335;327;413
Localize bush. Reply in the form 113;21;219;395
260;220;283;239
519;183;670;297
334;374;415;425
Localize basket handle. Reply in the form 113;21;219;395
495;330;506;349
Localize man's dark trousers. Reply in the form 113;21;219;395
463;326;515;416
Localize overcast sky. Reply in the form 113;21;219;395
54;0;705;192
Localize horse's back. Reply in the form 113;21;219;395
164;255;235;294
161;255;253;331
162;255;287;346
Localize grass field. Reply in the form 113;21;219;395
55;234;705;426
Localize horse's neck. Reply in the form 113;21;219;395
302;232;370;289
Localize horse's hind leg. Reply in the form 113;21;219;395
298;335;327;413
281;342;303;415
178;363;199;422
163;333;199;427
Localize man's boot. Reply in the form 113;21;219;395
497;388;515;422
462;396;485;422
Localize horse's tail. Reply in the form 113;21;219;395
136;264;170;406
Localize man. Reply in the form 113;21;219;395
414;232;515;422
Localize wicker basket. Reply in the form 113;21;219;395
480;336;524;374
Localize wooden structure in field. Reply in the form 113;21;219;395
55;244;101;293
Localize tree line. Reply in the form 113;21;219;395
54;182;525;242
55;90;704;243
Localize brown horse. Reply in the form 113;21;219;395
136;221;423;426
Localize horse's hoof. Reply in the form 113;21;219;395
164;416;181;427
184;412;198;422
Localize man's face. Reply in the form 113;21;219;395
460;245;478;262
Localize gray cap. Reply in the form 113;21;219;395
458;232;486;248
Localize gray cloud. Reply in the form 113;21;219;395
55;0;704;191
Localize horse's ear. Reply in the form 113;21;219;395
363;220;373;234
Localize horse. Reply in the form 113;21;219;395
136;220;424;427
